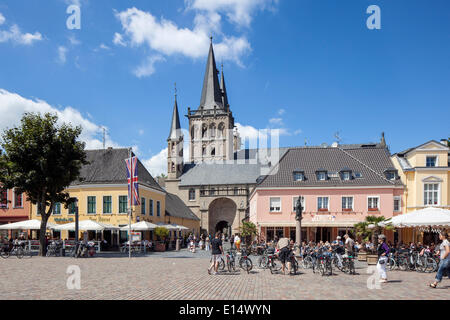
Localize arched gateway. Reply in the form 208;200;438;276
208;198;237;236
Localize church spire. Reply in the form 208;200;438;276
168;84;181;140
199;38;223;110
220;64;229;110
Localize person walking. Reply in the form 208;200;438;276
276;237;291;275
208;232;223;275
230;234;234;249
429;231;450;288
205;235;210;251
376;234;390;283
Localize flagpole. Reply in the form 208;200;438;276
129;147;132;259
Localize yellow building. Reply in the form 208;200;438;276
31;148;200;246
391;139;450;243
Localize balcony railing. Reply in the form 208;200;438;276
200;187;249;197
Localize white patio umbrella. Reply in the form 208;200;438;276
155;222;179;230
382;207;450;228
0;219;57;230
168;223;189;230
53;220;119;231
119;221;157;231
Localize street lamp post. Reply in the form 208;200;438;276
71;197;79;257
295;197;303;255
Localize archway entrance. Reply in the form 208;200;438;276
208;198;237;236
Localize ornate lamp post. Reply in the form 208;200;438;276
295;197;303;254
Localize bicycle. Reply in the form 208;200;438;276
341;253;356;275
226;250;236;272
268;251;282;274
238;248;253;273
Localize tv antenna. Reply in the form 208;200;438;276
334;131;342;143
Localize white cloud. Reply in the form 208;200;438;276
133;55;166;78
0;89;121;151
113;2;272;75
113;32;126;46
68;35;81;46
236;122;259;141
142;148;168;177
294;129;302;135
187;0;277;28
138;129;144;136
99;43;110;50
57;46;68;64
278;108;285;115
0;13;5;26
269;118;283;125
0;24;42;45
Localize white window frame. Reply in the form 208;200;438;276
342;172;351;181
425;155;438;167
118;195;128;215
293;172;304;181
269;197;281;212
423;183;440;206
292;196;305;212
317;196;329;211
393;196;401;212
317;172;326;181
367;196;380;210
342;196;354;210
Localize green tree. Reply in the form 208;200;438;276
354;216;394;252
0;112;87;256
155;227;169;241
240;221;257;246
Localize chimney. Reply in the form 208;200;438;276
440;139;448;146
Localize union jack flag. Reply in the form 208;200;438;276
125;156;140;206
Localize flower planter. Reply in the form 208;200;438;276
357;251;367;261
367;254;378;265
155;242;166;252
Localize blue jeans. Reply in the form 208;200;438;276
435;259;450;283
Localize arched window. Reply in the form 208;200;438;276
189;188;195;201
171;162;175;172
211;147;216;156
202;145;206;156
191;125;196;140
218;123;225;138
202;124;208;138
210;123;216;138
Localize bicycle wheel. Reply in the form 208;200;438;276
0;249;9;259
415;257;426;273
333;257;343;271
388;258;396;271
302;256;313;269
319;261;325;276
258;255;268;268
270;257;282;274
242;258;252;273
16;247;24;259
290;259;298;275
399;257;408;271
218;258;225;271
425;257;437;273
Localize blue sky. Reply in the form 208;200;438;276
0;0;449;175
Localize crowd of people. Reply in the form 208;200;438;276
198;230;450;288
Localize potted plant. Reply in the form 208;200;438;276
154;227;169;252
240;221;258;249
354;216;393;264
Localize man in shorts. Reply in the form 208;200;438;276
276;237;291;275
208;232;223;275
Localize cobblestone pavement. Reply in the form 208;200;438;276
0;248;449;300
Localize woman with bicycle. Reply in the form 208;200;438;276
429;231;450;288
377;234;390;283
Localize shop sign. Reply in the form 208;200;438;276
131;232;141;242
312;215;336;222
54;217;74;223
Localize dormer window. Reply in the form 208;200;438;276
384;168;398;181
293;170;305;181
316;170;327;181
426;156;437;167
339;168;352;181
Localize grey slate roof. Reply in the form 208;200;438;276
257;145;404;188
168;94;181;140
199;41;223;110
165;193;200;221
71;148;165;193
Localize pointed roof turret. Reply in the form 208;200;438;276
199;37;223;110
220;64;229;110
168;85;182;140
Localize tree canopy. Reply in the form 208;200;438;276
0;112;88;255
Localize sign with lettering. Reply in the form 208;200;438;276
312;215;336;222
131;232;141;242
54;217;74;223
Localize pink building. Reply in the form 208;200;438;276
0;187;31;238
249;143;404;243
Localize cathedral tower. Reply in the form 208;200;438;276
167;89;184;179
187;38;235;163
